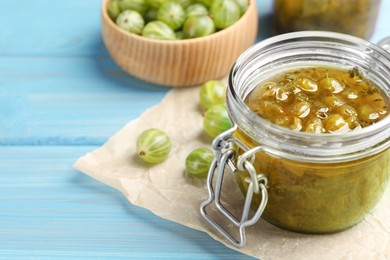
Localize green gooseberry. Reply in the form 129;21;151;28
195;0;212;7
136;128;172;164
142;21;176;40
210;0;241;29
116;10;145;35
118;0;149;15
157;2;186;30
203;105;232;138
186;3;208;17
234;0;249;15
175;31;184;39
108;0;121;21
174;0;194;8
183;15;215;39
185;148;215;178
147;0;168;9
199;80;226;110
144;7;158;23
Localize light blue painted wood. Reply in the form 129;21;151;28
0;56;168;145
0;0;389;259
0;1;104;56
0;147;254;259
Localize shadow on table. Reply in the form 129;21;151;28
88;33;169;93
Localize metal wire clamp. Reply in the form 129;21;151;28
200;126;268;247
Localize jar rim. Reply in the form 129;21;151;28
227;31;390;162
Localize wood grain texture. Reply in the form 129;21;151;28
0;147;254;259
0;56;167;145
0;1;105;56
0;0;389;259
102;0;259;87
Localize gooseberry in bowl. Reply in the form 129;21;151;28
195;0;212;7
234;0;249;15
118;0;149;15
144;7;158;22
107;0;121;20
210;0;241;29
101;0;258;87
183;15;216;39
186;3;209;17
116;10;145;35
157;2;186;30
142;21;176;40
147;0;168;9
176;0;195;8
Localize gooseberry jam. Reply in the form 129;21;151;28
200;32;390;245
234;125;389;233
245;66;389;133
235;66;390;233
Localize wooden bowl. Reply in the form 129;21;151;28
101;0;258;87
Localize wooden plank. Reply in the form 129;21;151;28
0;146;254;259
0;1;104;56
1;0;389;259
0;56;168;145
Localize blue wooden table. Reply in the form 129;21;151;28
1;1;389;259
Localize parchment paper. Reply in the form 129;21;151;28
74;85;390;260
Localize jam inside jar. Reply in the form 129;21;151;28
234;129;390;233
200;32;390;247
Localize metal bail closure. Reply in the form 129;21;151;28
200;126;268;248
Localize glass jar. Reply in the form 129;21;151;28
273;0;381;39
200;31;390;247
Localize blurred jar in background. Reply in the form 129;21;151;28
273;0;381;39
